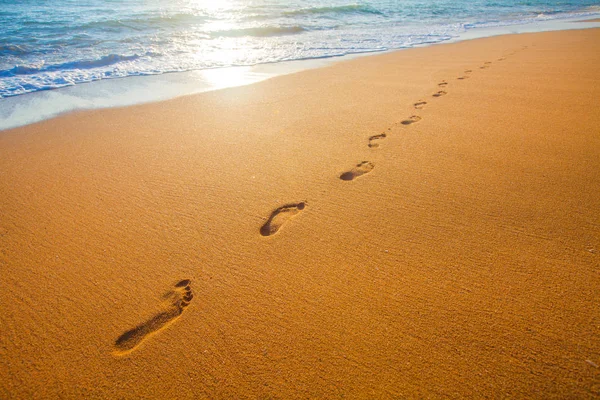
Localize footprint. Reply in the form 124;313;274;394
438;81;448;87
401;115;422;125
465;69;472;74
114;280;193;355
432;91;447;97
260;202;306;236
368;133;387;148
339;161;374;181
413;100;427;109
457;76;469;80
497;57;506;61
484;61;492;64
480;65;489;69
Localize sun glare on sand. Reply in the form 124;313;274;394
200;65;256;89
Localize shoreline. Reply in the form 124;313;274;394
1;15;599;132
1;28;599;398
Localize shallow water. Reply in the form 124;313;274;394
1;0;599;99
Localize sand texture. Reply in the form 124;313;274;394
1;29;599;398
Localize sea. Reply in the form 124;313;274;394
1;0;599;129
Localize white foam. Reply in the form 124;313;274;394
0;58;334;131
1;15;599;132
454;14;600;42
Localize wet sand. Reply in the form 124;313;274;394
0;28;599;398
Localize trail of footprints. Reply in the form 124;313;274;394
115;47;525;354
255;50;524;235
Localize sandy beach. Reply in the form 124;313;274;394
1;28;599;398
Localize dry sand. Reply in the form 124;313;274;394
1;28;599;398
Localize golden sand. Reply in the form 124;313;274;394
1;29;599;398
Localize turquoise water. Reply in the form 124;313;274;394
1;0;599;99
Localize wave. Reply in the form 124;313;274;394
2;1;599;102
283;4;384;17
463;7;600;29
78;13;210;32
0;53;150;77
209;25;306;38
0;44;29;56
